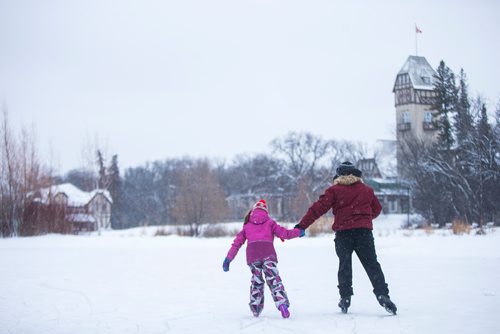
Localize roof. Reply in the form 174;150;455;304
367;177;409;196
393;55;437;91
35;183;112;206
357;158;382;178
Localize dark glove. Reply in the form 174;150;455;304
222;257;231;272
294;227;305;237
294;223;304;230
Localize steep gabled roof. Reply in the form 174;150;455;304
35;183;112;206
393;55;437;91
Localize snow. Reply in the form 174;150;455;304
34;183;112;206
396;56;437;91
1;215;499;334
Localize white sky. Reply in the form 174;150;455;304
1;0;499;173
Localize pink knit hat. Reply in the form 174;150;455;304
253;199;268;212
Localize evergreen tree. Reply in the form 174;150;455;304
96;150;107;189
451;69;476;222
495;99;500;139
470;102;499;228
108;155;124;229
122;165;160;228
432;61;458;153
474;103;489;227
64;168;96;192
454;69;475;147
477;103;493;141
495;99;500;155
403;62;499;227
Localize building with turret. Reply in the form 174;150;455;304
393;55;439;172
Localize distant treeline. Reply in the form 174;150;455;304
1;61;499;237
61;134;368;235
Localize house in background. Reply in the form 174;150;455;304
358;141;410;214
30;183;112;233
365;177;410;214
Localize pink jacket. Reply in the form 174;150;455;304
226;208;301;264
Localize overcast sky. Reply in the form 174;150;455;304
1;0;499;173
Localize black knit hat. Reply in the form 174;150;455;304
336;161;362;177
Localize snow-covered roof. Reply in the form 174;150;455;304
35;183;112;207
370;177;398;184
375;189;409;196
393;55;437;91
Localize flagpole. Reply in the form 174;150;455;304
415;24;418;56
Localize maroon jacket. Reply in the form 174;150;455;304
298;175;382;232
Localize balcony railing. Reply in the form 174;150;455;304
397;122;411;131
423;122;436;131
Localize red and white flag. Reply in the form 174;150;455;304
415;25;422;33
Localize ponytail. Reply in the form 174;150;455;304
243;210;251;225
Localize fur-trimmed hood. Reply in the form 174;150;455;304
333;174;363;186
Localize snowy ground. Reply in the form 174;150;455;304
1;215;499;334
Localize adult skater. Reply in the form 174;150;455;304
295;161;397;315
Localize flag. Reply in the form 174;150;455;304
415;25;422;33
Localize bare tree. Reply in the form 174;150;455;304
79;132;110;190
271;132;367;219
0;106;17;236
0;106;44;236
171;159;228;236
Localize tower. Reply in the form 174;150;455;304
393;55;438;173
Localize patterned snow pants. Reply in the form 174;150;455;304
248;259;289;316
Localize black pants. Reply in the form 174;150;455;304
334;228;389;298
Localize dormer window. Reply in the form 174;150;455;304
421;76;431;84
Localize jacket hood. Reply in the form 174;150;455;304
248;208;269;225
333;175;363;186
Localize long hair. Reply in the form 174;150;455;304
243;210;251;225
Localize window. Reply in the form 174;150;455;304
421;76;431;84
402;111;410;123
424;111;432;123
389;200;398;212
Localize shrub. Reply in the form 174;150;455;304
175;226;192;236
202;225;235;238
307;217;333;237
452;220;471;235
154;227;172;236
422;224;434;235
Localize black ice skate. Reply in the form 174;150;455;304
338;297;351;314
377;295;397;315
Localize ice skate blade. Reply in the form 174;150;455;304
383;306;397;315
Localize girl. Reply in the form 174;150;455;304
222;199;304;318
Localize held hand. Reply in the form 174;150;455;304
222;257;231;272
293;224;306;237
295;228;306;237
